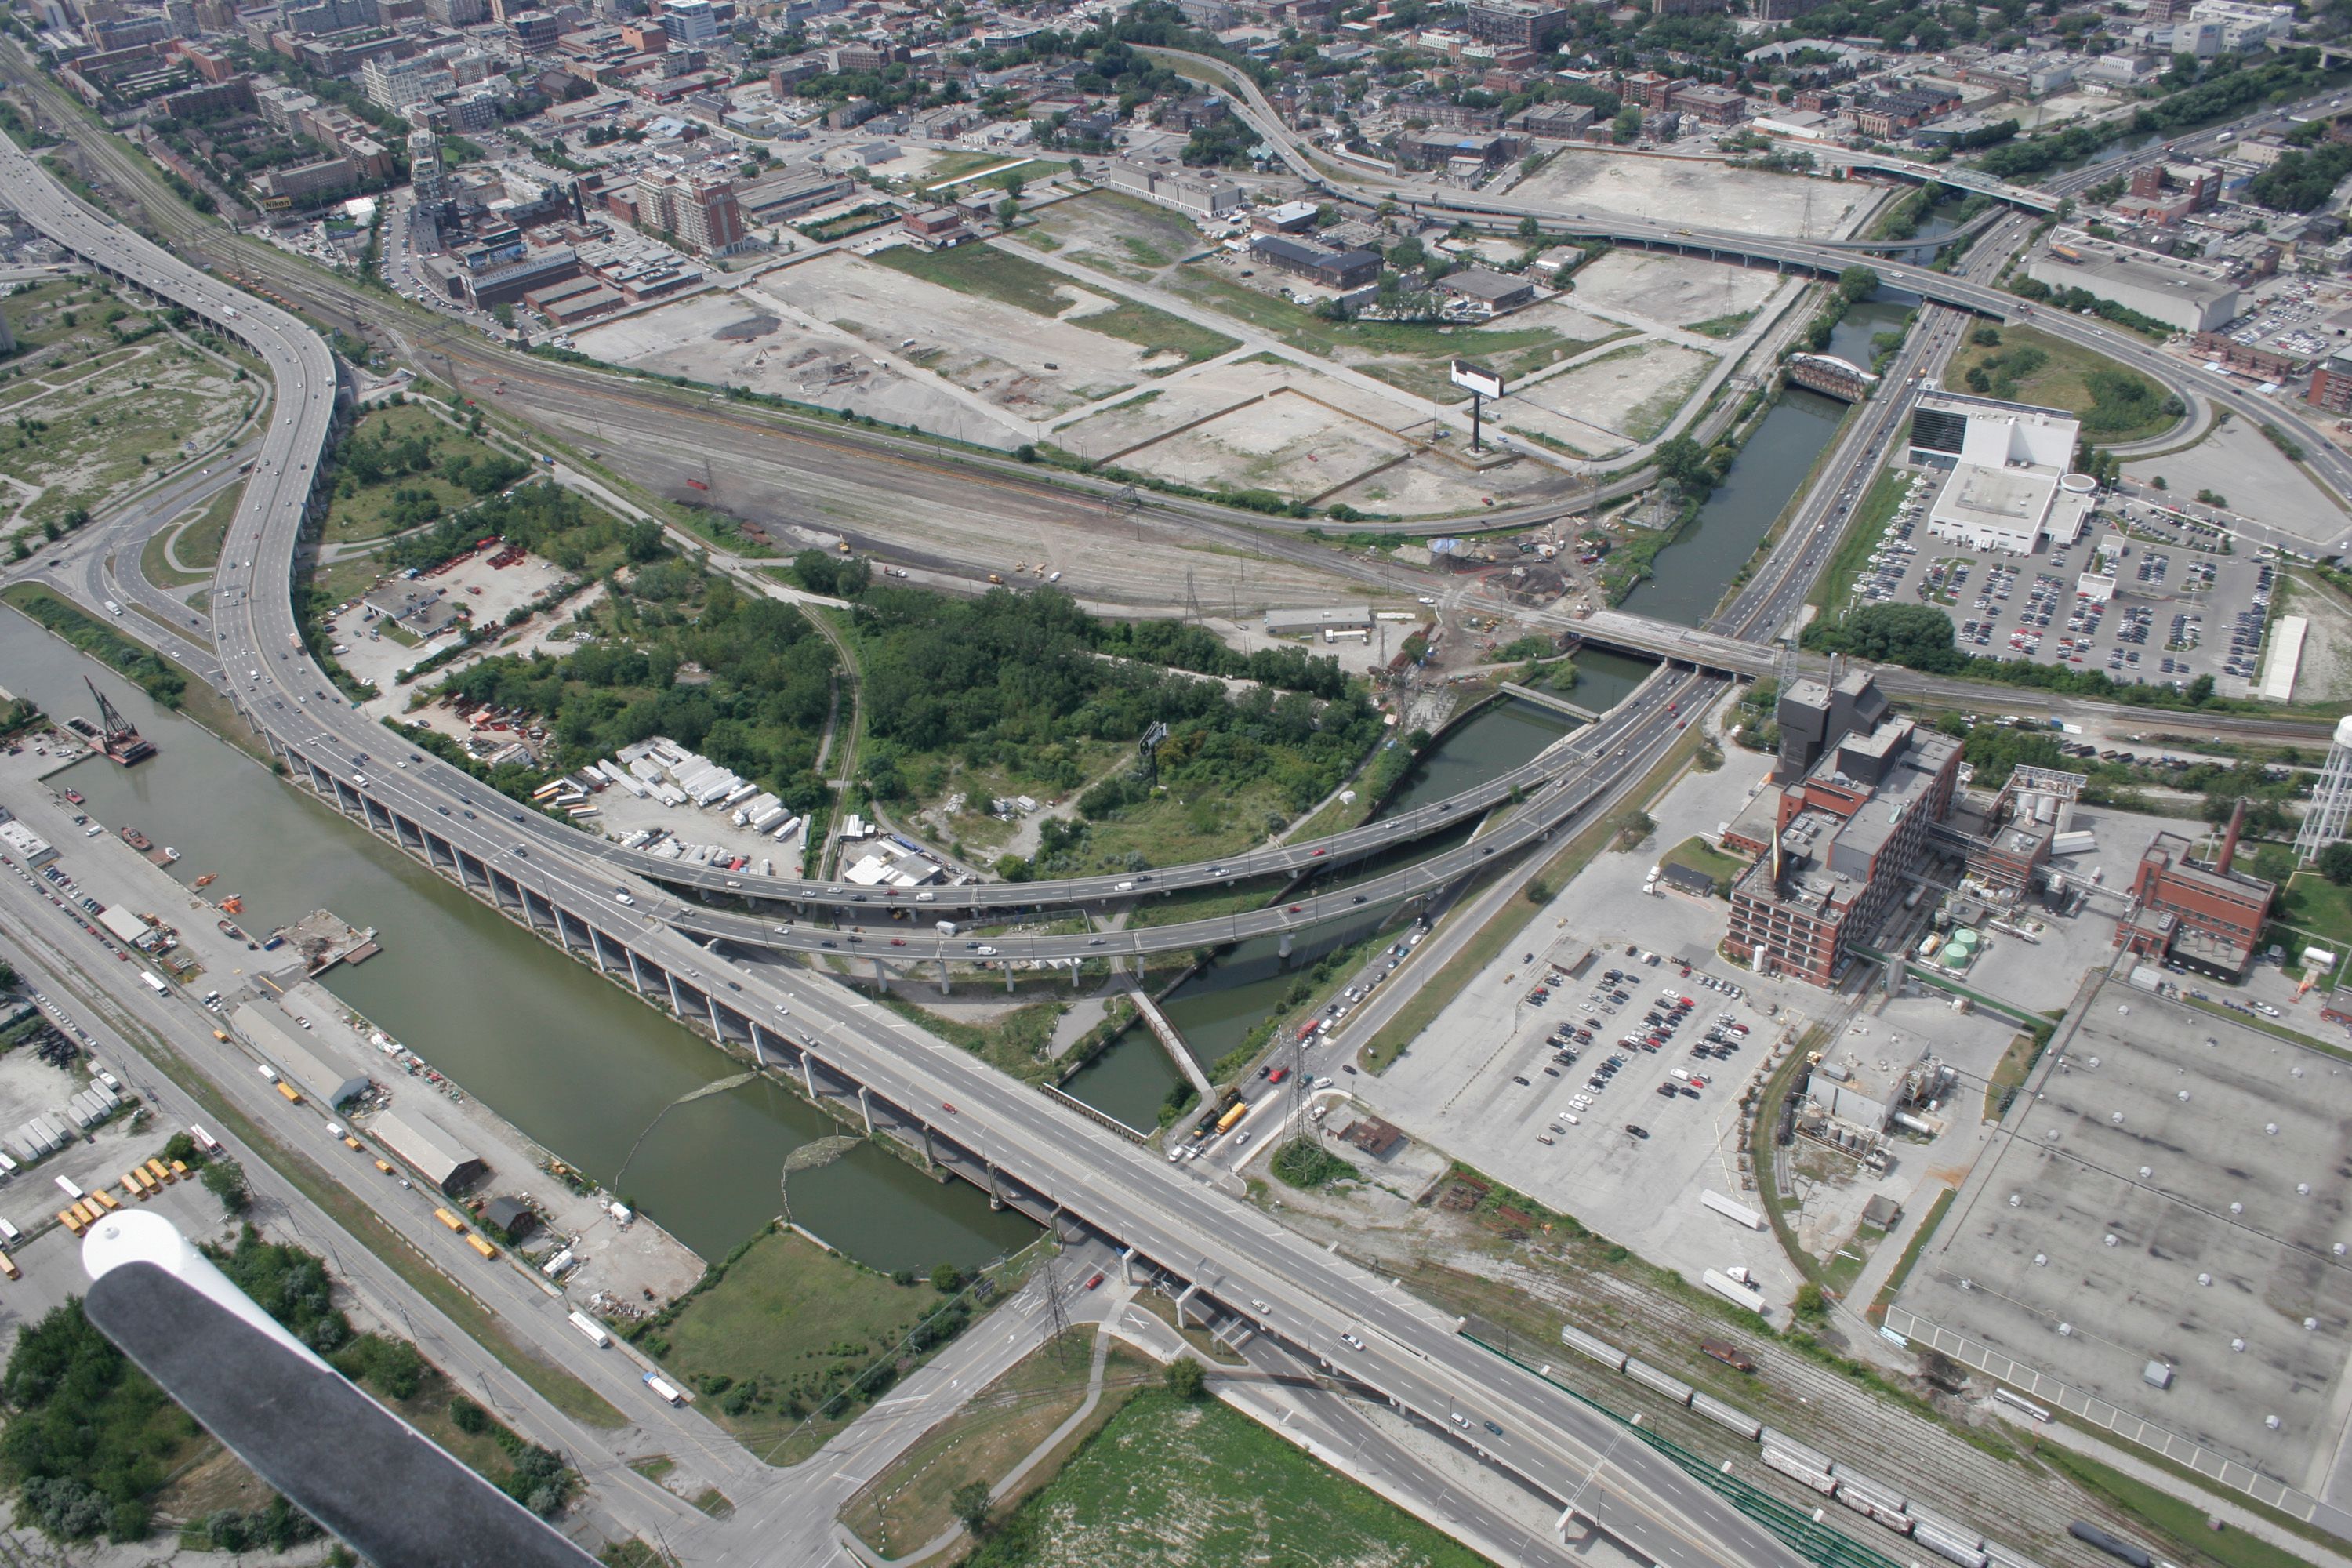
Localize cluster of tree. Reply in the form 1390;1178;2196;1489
440;571;837;813
1980;54;2329;178
0;1300;188;1543
332;416;532;499
850;587;1378;829
2249;138;2352;212
2004;274;2174;340
786;548;873;597
382;478;662;577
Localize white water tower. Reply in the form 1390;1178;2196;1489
2295;714;2352;863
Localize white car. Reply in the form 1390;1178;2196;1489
975;945;998;956
1340;1332;1364;1350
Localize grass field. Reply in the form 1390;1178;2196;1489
322;403;514;546
174;484;240;571
875;996;1067;1083
840;1330;1161;1556
1031;190;1209;270
869;244;1237;368
1943;325;2179;445
643;1225;979;1465
1657;833;1747;897
964;1388;1492;1568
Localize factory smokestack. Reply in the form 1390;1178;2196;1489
2216;797;2246;877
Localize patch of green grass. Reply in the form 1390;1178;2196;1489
1869;1185;1951;1320
869;244;1236;367
1657;833;1748;898
2028;1439;2315;1568
1686;309;1759;339
966;1388;1492;1568
1813;467;1912;612
1621;351;1716;443
172;482;240;571
690;1486;733;1519
638;1225;972;1465
873;996;1067;1083
1983;1029;2047;1120
1944;325;2180;444
842;1330;1162;1556
627;1455;675;1483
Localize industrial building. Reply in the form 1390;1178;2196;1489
2115;801;2275;978
369;1106;487;1194
231;1002;372;1109
0;819;56;869
1265;605;1374;638
1907;390;2096;555
1247;234;1381;292
1722;667;1961;986
2024;230;2241;333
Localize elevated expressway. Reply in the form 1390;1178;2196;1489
0;131;1825;1568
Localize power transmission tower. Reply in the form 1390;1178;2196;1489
1184;568;1203;626
1121;482;1142;544
1040;1251;1074;1362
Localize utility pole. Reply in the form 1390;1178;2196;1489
1041;1251;1073;1363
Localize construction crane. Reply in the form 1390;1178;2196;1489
85;677;155;764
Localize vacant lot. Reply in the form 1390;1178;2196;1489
1568;250;1782;332
1029;190;1213;278
967;1388;1491;1568
1513;155;1872;238
0;279;260;540
1123;387;1414;502
641;1225;978;1464
870;243;1237;368
1504;341;1715;456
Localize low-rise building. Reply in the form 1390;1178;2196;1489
370;1106;487;1194
900;207;972;249
2115;804;2274;978
2027;229;2239;332
1435;266;1535;311
1248;234;1380;290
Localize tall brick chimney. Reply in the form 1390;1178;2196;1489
2216;797;2247;877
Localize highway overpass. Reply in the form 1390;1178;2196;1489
0;133;1836;1568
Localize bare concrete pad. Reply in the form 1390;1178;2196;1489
2122;415;2350;555
755;253;1176;418
1570;251;1783;330
569;289;1019;448
1514;155;1873;238
1119;388;1414;500
1898;983;2352;1498
1508;342;1717;452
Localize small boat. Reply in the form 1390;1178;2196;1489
62;789;83;805
220;894;244;914
162;848;180;862
193;873;216;888
121;827;154;852
217;918;252;946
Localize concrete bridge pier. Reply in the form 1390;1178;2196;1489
800;1050;818;1100
1278;931;1294;960
586;926;612;976
625;947;652;998
872;956;889;990
937;958;950;996
857;1085;875;1135
665;970;688;1020
985;1163;1004;1210
744;1018;769;1068
1174;1280;1203;1327
1004;964;1014;994
1120;1246;1145;1286
703;989;723;1040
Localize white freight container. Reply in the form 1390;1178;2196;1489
1701;1189;1766;1231
568;1309;612;1348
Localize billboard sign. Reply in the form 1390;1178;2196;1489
1450;358;1504;399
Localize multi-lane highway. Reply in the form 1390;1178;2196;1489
0;132;1826;1568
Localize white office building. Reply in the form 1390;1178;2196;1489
1909;390;2098;555
2024;229;2240;334
660;0;719;42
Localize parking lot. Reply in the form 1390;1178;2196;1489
1849;474;2276;695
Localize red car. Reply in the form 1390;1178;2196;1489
1268;1067;1289;1084
1287;905;1304;913
1309;848;1326;857
1084;1272;1105;1290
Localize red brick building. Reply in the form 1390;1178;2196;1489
1724;673;1962;987
2115;805;2274;978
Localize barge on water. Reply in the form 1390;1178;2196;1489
65;678;155;765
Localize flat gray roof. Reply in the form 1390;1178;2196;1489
1896;977;2352;1489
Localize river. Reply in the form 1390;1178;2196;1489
0;612;1036;1270
1055;659;1656;1132
1617;294;1914;629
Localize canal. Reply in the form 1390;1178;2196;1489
0;612;1036;1271
1617;293;1915;629
1057;658;1656;1132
